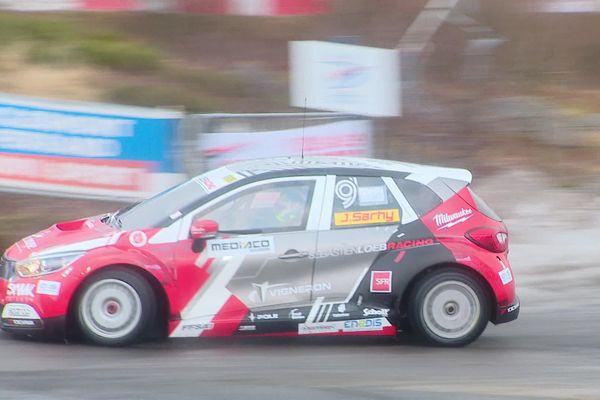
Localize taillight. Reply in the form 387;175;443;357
465;227;508;253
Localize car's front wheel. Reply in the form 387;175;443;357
408;268;489;347
76;268;155;346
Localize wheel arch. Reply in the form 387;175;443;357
66;263;170;339
397;262;497;326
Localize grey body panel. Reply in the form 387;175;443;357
225;232;319;311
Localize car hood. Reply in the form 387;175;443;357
4;215;121;261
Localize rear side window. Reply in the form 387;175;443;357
466;187;502;221
394;178;443;217
332;176;401;229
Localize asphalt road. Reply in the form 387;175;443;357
0;306;597;400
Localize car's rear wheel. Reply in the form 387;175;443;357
76;268;155;346
408;269;489;347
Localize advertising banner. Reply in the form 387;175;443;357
0;94;184;200
290;41;401;117
197;119;372;170
180;0;329;15
81;0;140;10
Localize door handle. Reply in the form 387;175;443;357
278;251;309;260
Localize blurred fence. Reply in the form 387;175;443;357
0;0;331;14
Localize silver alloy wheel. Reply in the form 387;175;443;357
422;280;481;340
80;279;143;339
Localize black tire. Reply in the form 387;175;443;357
408;268;490;347
76;267;156;346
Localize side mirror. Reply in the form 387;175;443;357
190;220;219;240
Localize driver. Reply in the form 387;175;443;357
275;189;305;226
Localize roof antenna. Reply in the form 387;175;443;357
301;97;307;162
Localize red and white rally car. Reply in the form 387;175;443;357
0;157;518;346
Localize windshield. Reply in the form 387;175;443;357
113;166;244;230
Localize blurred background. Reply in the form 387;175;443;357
0;0;598;315
0;2;600;399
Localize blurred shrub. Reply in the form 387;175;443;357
166;66;253;97
0;14;73;44
27;43;79;65
78;34;161;72
0;14;162;73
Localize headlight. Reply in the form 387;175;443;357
15;252;85;278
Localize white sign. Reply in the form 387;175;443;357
290;41;401;117
198;120;372;170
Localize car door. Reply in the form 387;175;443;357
170;176;325;337
307;175;418;328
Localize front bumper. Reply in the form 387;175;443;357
491;297;520;324
0;304;66;337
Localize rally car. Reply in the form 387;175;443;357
0;157;518;346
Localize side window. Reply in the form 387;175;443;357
332;176;401;229
394;178;443;216
197;180;315;233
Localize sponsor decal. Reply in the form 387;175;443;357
334;209;400;226
238;325;256;332
207;236;274;257
249;281;332;304
36;280;61;296
332;303;350;318
7;283;35;298
363;308;389;317
434;208;473;230
335;178;358;209
10;319;35;326
499;267;513;285
194;168;242;193
311;243;387;259
129;230;147;248
387;238;435;250
358;185;388;207
222;174;238;183
181;323;214;331
197;176;217;192
370;271;392;293
289;309;305;320
299;322;338;335
298;318;388;335
255;313;278;320
343;318;384;332
1;303;40;319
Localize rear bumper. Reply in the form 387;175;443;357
491;297;520;324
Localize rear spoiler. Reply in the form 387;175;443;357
405;167;472;202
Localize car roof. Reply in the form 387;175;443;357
224;156;472;184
